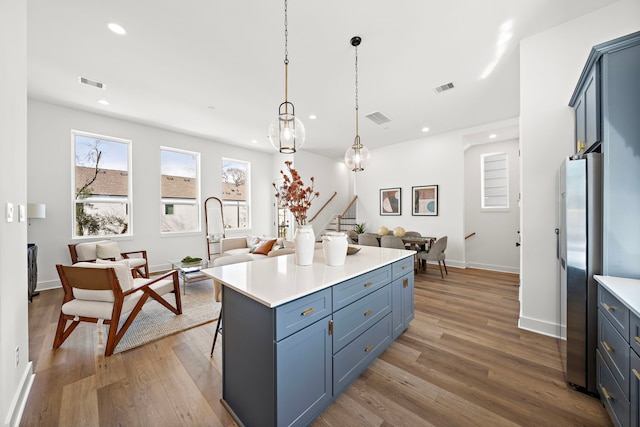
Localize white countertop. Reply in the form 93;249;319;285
201;245;414;308
594;275;640;318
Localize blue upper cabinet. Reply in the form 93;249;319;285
569;31;640;156
569;31;640;280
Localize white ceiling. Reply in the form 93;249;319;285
27;0;617;160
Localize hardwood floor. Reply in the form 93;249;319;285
22;267;611;426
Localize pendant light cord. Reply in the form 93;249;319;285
354;42;360;141
284;0;289;106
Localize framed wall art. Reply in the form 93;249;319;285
380;188;401;216
412;185;438;216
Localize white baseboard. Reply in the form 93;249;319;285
35;279;60;292
4;362;34;427
518;315;564;339
465;262;520;274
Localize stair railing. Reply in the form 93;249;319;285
309;191;337;223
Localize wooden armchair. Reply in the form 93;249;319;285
53;262;181;356
69;240;150;278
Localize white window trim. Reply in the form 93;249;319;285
71;130;133;239
481;151;510;210
222;157;251;230
160;146;201;235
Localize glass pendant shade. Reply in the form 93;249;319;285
344;137;371;172
268;102;306;153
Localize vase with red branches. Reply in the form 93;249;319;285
273;161;319;265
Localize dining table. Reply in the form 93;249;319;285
370;234;436;271
369;234;436;251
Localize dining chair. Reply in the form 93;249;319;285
380;235;406;249
346;229;358;244
403;231;422;251
358;233;380;247
416;236;448;278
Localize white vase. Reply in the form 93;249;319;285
294;224;315;265
322;232;348;266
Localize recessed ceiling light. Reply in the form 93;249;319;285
108;23;127;35
98;99;110;106
309;114;317;120
421;127;430;133
489;133;497;139
251;139;258;144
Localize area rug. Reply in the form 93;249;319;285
113;278;220;354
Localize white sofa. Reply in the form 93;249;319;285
212;236;295;302
220;236;294;260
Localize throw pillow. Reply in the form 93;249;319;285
245;235;261;247
96;241;123;260
253;239;277;255
95;259;134;291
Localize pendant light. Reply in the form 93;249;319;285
345;36;371;172
268;0;306;153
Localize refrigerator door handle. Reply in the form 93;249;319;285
555;228;560;259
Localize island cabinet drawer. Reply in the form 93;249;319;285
600;313;631;399
275;288;332;341
631;312;640;357
597;350;630;427
391;257;413;280
332;285;392;353
600;286;630;340
333;266;391;311
333;314;392;396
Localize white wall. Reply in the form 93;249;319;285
288;151;351;236
354;130;467;267
0;1;32;426
519;0;640;337
27;100;276;289
464;139;520;273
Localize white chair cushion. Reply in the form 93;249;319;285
225;248;251;256
72;261;134;302
126;258;147;268
62;290;143;320
96;241;123;260
74;240;111;261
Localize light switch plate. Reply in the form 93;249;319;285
18;204;26;222
6;202;14;223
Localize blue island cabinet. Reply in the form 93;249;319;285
220;256;414;427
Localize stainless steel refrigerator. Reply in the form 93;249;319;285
558;153;602;396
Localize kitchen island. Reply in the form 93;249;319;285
201;245;415;427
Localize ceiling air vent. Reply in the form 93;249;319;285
434;82;454;94
78;76;105;90
365;111;391;125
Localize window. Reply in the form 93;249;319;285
222;158;249;229
161;147;200;233
481;152;509;209
73;131;132;238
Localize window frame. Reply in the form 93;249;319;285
71;130;133;239
221;157;250;230
480;151;510;210
160;146;201;235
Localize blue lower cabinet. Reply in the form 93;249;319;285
598;350;630;427
631;349;640;427
221;256;414;427
276;316;332;427
392;272;414;340
333;314;392;395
